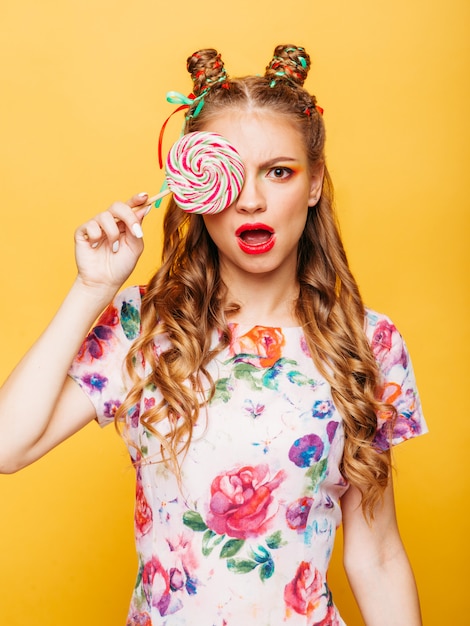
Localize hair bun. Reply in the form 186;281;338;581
265;44;311;87
187;48;227;96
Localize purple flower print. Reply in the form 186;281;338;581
374;410;423;451
286;497;314;530
300;334;311;358
326;421;339;443
81;372;108;393
76;304;119;362
289;434;324;468
104;399;121;418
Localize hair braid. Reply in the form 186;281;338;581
265;44;311;87
187;48;228;96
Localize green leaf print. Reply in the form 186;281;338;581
259;358;291;390
232;362;264;390
182;510;208;532
259;559;275;581
220;538;245;558
120;301;140;340
305;458;328;492
261;368;282;390
226;558;259;574
250;545;270;563
201;529;225;556
287;369;317;386
135;560;143;589
212;377;233;403
265;530;286;550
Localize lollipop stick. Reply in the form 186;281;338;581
143;188;171;209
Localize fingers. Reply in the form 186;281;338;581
76;194;148;251
128;191;150;210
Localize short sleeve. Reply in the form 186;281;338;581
68;285;144;426
365;310;428;451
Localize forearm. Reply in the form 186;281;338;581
346;543;422;625
0;195;147;472
0;277;116;471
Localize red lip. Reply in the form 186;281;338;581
235;222;276;255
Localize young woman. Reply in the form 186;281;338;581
0;45;427;625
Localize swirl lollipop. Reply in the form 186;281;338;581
146;131;245;214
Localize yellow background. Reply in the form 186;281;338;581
0;0;468;624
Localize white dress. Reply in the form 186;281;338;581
69;285;427;625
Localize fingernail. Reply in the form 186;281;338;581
137;192;148;198
144;204;152;216
91;241;99;249
132;223;143;238
112;240;120;253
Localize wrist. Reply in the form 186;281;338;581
70;275;119;313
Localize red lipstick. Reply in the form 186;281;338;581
235;222;276;255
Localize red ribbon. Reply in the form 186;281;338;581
157;98;195;169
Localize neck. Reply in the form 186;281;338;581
222;270;300;328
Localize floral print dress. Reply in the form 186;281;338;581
69;286;427;626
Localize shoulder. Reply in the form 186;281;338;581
363;308;409;372
364;308;428;448
364;308;398;341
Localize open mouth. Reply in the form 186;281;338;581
235;223;276;255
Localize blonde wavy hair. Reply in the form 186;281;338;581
115;45;396;517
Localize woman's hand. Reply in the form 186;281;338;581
74;192;149;294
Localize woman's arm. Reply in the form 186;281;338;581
341;463;422;626
0;194;148;473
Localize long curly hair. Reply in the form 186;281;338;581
116;45;396;517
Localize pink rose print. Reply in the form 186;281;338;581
285;561;322;615
142;556;182;617
230;326;285;367
135;477;153;537
371;319;408;371
206;464;286;539
285;561;339;624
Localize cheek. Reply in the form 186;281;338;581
202;215;228;247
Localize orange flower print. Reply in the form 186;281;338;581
230;326;285;367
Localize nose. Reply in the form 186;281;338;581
235;173;266;214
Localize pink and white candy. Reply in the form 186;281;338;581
147;131;245;215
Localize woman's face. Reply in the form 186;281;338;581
201;110;323;282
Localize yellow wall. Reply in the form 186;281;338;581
0;1;468;624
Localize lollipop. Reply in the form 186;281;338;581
146;131;245;214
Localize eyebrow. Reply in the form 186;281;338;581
259;157;300;168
